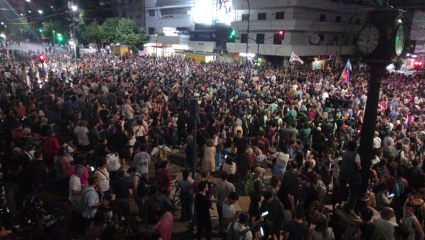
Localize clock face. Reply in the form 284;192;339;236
311;35;320;45
357;24;380;55
394;24;405;56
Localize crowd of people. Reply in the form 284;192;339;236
0;46;424;240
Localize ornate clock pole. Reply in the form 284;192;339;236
355;8;406;212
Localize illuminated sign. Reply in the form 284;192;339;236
193;0;234;25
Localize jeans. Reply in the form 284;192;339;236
197;220;212;240
180;192;193;221
115;199;130;230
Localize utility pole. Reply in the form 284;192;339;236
52;30;55;48
70;0;78;66
245;0;250;79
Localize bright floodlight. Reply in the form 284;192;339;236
38;10;43;14
0;33;5;38
71;5;78;11
0;22;3;25
26;0;30;2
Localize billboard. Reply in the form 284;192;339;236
213;0;234;23
193;0;234;25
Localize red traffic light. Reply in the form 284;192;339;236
414;61;423;70
39;54;45;63
278;30;284;40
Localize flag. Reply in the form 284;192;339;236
185;63;189;76
340;59;352;85
289;51;304;64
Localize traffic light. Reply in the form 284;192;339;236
229;29;236;40
38;28;43;33
278;30;284;40
57;34;63;42
414;61;423;70
257;55;262;62
39;54;45;63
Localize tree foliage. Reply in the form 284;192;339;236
79;17;149;50
42;20;66;43
101;18;119;44
80;21;103;48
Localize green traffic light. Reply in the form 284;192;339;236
57;36;63;41
39;28;43;33
229;29;236;39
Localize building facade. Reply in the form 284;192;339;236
226;0;385;59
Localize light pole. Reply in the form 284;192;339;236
155;33;158;59
20;29;23;46
245;0;250;67
70;0;78;66
52;30;55;48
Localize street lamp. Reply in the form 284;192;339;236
52;30;55;47
26;0;30;2
71;5;78;11
155;33;158;59
20;29;23;45
38;10;43;14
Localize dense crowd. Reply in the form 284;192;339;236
0;47;424;240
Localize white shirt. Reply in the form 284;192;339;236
95;169;110;192
133;152;150;174
69;175;81;202
151;145;172;157
74;126;90;146
227;222;253;240
64;143;74;161
106;153;121;172
374;137;382;149
123;104;134;119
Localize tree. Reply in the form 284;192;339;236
115;18;150;50
6;18;30;41
101;18;119;44
80;21;103;51
42;20;65;44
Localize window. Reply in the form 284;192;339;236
256;34;265;44
273;34;282;44
320;14;326;22
241;34;248;43
318;34;325;42
276;11;284;19
258;13;266;20
148;27;155;34
242;14;250;21
336;16;341;23
148;10;155;17
352;36;357;46
161;7;190;16
355;18;361;24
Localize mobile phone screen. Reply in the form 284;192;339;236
261;211;269;217
260;227;264;237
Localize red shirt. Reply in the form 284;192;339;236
156;168;171;194
43;136;60;160
253;136;270;154
154;212;173;240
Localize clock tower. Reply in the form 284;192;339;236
354;8;407;213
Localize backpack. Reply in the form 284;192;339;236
137;173;150;197
392;178;405;198
244;174;261;196
158;146;168;163
315;180;327;203
226;220;250;240
55;156;65;180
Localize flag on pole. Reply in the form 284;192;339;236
340;59;352;85
185;63;189;76
289;51;304;64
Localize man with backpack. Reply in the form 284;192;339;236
127;167;150;220
151;138;172;174
244;167;264;200
390;167;409;223
226;212;252;240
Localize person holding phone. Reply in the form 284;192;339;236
374;183;393;212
